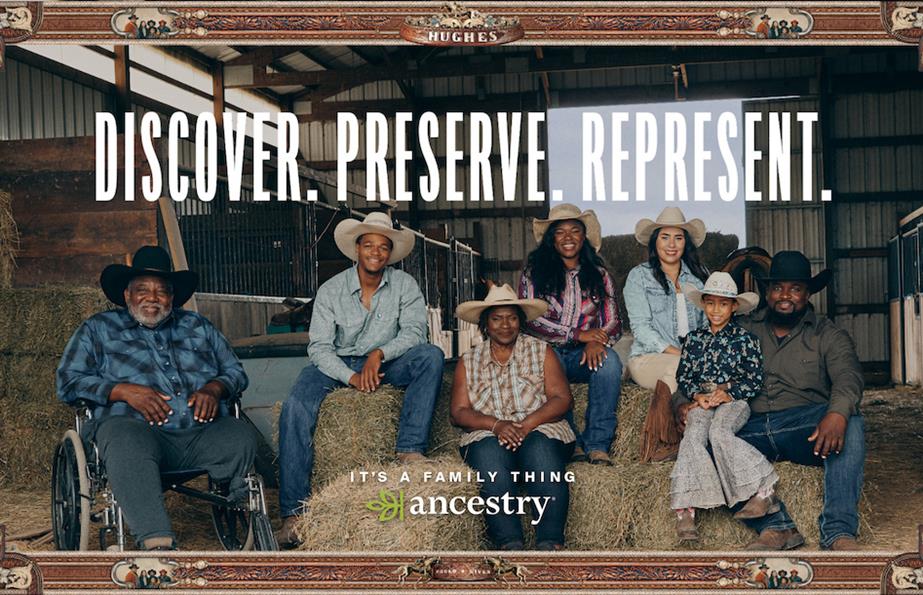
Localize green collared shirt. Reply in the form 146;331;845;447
307;265;428;384
737;307;864;419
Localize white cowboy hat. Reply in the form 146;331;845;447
683;272;759;315
532;204;603;252
455;283;548;324
334;211;415;265
634;207;707;247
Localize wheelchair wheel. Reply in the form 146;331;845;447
209;477;255;551
51;430;91;550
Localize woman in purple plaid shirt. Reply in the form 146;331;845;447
518;204;623;466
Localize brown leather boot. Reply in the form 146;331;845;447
277;516;303;550
733;492;781;520
675;510;699;542
745;528;805;551
827;536;859;551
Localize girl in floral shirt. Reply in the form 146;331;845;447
670;272;779;542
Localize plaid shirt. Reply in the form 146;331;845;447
56;308;248;430
518;266;622;346
460;334;574;447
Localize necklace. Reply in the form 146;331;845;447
489;341;513;366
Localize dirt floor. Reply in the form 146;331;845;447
2;385;921;553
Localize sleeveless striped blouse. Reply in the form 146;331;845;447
460;334;575;447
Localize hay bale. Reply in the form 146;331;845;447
0;354;60;403
0;287;109;354
572;382;652;462
0;189;18;289
311;384;405;489
628;462;824;550
565;461;637;549
427;369;462;459
0;398;72;489
295;457;484;551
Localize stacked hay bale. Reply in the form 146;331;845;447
295;457;485;551
0;189;18;288
275;367;857;550
0;287;109;488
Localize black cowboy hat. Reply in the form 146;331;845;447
757;250;831;294
100;246;198;307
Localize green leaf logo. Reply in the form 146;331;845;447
366;489;405;522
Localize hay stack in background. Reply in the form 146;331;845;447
295;457;484;551
0;288;109;354
0;287;109;489
0;189;19;288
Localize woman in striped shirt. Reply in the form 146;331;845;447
518;204;623;466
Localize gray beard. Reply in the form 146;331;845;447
128;303;170;328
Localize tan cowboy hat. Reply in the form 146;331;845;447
532;204;603;252
334;211;415;265
634;207;707;247
455;283;548;324
683;272;759;315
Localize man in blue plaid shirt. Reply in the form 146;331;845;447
56;246;258;551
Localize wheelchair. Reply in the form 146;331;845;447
50;397;278;551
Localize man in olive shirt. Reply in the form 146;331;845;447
675;252;864;551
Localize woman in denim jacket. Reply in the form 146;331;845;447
623;207;709;392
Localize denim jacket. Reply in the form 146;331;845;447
623;262;707;358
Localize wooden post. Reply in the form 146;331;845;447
113;46;131;131
158;197;198;312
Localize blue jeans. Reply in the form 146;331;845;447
461;433;574;548
735;403;865;548
554;344;622;453
278;344;444;517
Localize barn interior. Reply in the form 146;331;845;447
1;43;922;552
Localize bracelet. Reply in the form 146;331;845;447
490;419;500;434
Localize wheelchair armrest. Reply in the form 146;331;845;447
227;393;243;418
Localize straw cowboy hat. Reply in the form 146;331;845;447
100;246;198;308
634;207;707;247
759;250;831;294
334;211;415;265
455;283;548;324
683;271;759;315
532;204;603;251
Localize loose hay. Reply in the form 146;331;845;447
296;457;484;551
0;189;19;289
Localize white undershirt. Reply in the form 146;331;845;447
675;292;689;338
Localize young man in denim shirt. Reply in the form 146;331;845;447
276;212;444;548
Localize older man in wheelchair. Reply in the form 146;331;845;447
53;246;275;551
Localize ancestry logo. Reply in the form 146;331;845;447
366;490;552;525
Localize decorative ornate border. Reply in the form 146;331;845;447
2;2;921;591
19;550;909;591
1;2;908;45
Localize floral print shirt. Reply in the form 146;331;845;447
676;320;763;401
